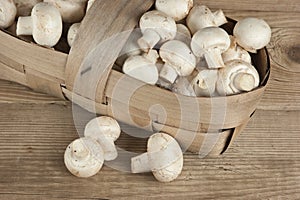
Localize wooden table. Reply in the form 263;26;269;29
0;0;299;199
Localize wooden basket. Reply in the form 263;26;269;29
0;0;270;157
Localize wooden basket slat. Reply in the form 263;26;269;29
65;0;155;104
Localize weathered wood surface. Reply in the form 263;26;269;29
0;0;300;199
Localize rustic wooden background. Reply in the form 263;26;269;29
0;0;299;199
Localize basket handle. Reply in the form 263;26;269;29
65;0;154;105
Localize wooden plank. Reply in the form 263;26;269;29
0;103;299;199
0;80;65;104
198;0;300;12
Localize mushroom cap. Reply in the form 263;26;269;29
84;116;121;142
64;137;104;178
0;0;17;29
192;69;218;97
155;0;193;21
171;76;196;97
31;2;62;47
123;55;159;85
147;133;183;182
222;36;252;64
67;22;80;47
13;0;42;16
191;27;231;57
216;60;260;95
233;17;272;53
186;5;215;34
139;10;177;42
175;24;192;45
160;40;196;76
44;0;87;23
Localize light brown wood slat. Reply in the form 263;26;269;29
0;103;299;199
0;31;67;81
198;0;300;12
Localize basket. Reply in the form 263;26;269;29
0;0;270;157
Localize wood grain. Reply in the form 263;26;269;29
0;0;299;199
0;103;299;199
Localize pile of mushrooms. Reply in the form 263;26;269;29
119;1;271;97
1;0;94;47
64;116;184;182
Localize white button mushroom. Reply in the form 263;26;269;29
44;0;87;23
159;40;196;84
216;60;260;96
233;17;272;53
115;30;143;67
16;2;63;47
155;0;193;21
123;53;159;85
174;24;192;45
138;10;177;52
67;22;80;47
64;137;104;178
186;5;227;34
222;36;252;64
192;69;219;97
171;76;196;97
84;116;121;161
131;133;183;182
191;27;230;69
0;0;17;29
13;0;42;16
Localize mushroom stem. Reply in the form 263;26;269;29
131;152;151;173
16;16;33;35
71;139;91;161
204;48;225;69
213;10;227;26
138;29;160;52
233;73;256;92
96;136;117;161
159;63;178;84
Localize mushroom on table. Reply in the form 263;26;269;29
84;116;121;161
131;133;184;182
155;0;193;21
64;137;104;178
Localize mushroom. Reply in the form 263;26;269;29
13;0;42;16
222;36;252;64
172;76;196;97
159;40;196;84
116;30;143;66
174;24;192;45
192;69;219;97
86;0;95;12
16;2;62;47
67;22;80;47
64;137;104;178
155;0;193;21
131;133;183;182
0;0;17;29
44;0;87;23
191;27;230;69
123;53;159;85
233;17;272;53
84;116;121;161
186;5;227;34
216;60;260;96
138;10;177;52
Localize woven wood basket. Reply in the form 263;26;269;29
0;0;270;157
